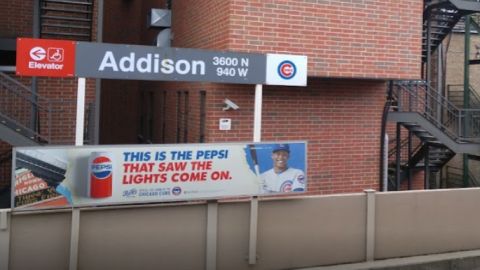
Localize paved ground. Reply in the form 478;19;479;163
299;250;480;270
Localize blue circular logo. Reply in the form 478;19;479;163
277;60;296;80
172;186;182;196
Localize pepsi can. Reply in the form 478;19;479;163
88;152;113;198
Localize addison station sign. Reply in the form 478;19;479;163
16;38;307;86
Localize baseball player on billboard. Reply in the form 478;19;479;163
260;144;305;193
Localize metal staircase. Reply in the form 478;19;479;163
40;0;94;41
385;1;480;190
423;0;480;62
446;165;480;187
386;81;480;190
0;71;94;146
447;84;480;108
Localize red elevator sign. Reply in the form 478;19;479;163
16;38;76;77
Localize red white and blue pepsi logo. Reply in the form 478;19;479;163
277;60;296;80
172;186;182;196
91;156;112;180
280;180;293;192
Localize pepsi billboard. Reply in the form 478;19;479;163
12;142;307;210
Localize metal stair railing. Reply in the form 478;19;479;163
0;72;52;143
393;81;480;142
447;84;480;108
0;72;91;145
423;0;480;61
446;165;480;187
388;136;423;166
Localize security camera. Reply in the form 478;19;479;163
223;98;239;111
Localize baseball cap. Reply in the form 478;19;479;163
272;144;290;153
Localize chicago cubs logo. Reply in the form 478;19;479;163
277;60;296;80
280;180;293;192
172;186;182;195
297;174;305;184
91;156;113;180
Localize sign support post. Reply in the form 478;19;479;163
75;77;86;146
249;84;263;265
69;77;86;270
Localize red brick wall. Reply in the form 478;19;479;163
171;0;422;80
172;0;230;50
99;0;170;144
0;142;12;191
149;79;385;194
0;0;33;38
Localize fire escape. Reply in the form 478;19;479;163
385;0;480;190
0;0;95;207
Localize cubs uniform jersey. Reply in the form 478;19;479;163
260;167;305;193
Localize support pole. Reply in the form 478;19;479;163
395;124;401;190
253;84;263;142
69;77;86;270
248;197;259;264
464;15;471;188
425;145;430;189
31;0;40;132
94;0;104;145
69;209;80;270
206;201;218;270
249;84;263;265
408;132;413;190
382;134;388;192
365;190;376;261
0;209;11;270
75;78;86;146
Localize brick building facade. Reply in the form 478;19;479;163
0;0;424;204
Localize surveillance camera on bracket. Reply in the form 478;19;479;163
223;98;239;111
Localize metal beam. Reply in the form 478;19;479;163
0;123;39;146
388;112;480;155
464;15;471;187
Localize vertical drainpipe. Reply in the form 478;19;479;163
463;15;471;187
380;81;393;191
94;0;104;144
31;0;40;132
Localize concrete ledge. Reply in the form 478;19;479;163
298;249;480;270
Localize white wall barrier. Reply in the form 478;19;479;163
3;188;480;270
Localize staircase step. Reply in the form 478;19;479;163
42;23;91;30
42;31;91;38
41;7;92;14
408;127;428;132
43;0;92;6
427;140;446;146
41;15;92;22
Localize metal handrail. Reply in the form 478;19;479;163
0;72;52;142
388;136;422;163
0;72;92;145
446;165;480;187
447;84;480;108
393;81;480;141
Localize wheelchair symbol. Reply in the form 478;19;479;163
47;48;64;62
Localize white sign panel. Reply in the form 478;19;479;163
265;54;308;86
12;142;307;209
